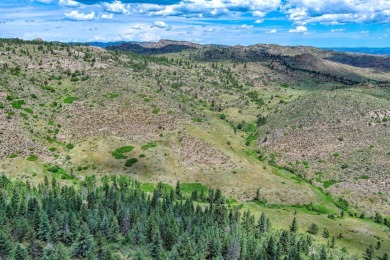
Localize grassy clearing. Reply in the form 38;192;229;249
181;183;208;194
240;202;390;258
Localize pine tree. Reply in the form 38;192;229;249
37;212;51;242
266;236;276;260
150;227;163;259
11;244;30;260
330;236;335;248
363;244;374;260
175;181;182;200
258;212;268;234
290;217;298;233
71;223;96;258
307;223;319;235
27;239;43;259
322;228;330;238
318;245;327;260
0;230;12;259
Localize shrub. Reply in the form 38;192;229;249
63;96;76;104
11;100;25;109
307;223;319;235
141;142;157;151
23;108;33;114
335;197;349;211
26;155;38;161
125;158;138;167
112;146;134;159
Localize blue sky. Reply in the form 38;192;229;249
0;0;389;47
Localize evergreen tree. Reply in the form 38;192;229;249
258;212;268;234
0;230;12;259
318;245;327;260
290;217;298;233
37;212;51;242
71;223;96;258
11;244;30;260
322;228;330;238
363;244;374;260
150;226;163;259
175;181;182;200
307;223;319;235
266;236;276;260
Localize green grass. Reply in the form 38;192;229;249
112;146;134;159
63;96;76;104
26;155;38;161
11;100;25;109
23;107;33;114
8;154;17;158
140;183;155;193
181;183;208;194
141;142;157;151
323;179;338;188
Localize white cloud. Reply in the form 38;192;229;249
254;19;263;24
132;24;144;30
102;1;130;14
252;11;265;17
65;10;95;21
35;0;53;3
140;0;281;17
285;0;390;25
59;0;79;7
266;29;277;33
361;30;369;34
330;28;344;32
241;24;253;29
152;20;169;28
99;13;113;20
289;26;307;33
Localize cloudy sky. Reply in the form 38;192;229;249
0;0;389;47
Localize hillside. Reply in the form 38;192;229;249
0;38;389;258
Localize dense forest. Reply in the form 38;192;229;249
0;174;385;260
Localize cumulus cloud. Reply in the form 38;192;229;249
254;19;263;24
65;10;95;21
59;0;79;7
132;24;144;30
285;0;390;25
330;28;344;32
139;0;281;17
152;20;169;28
99;13;113;19
266;29;277;33
289;25;307;33
252;11;265;17
102;1;131;14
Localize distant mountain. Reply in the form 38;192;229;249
322;47;390;56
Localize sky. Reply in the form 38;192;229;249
0;0;389;47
